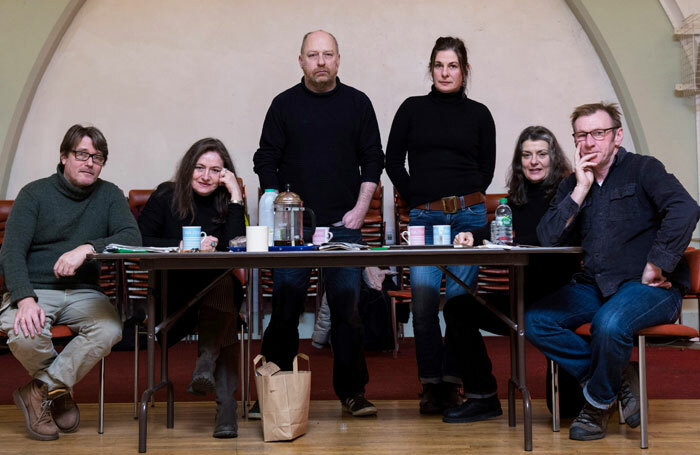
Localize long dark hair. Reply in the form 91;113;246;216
172;138;237;224
428;36;469;92
507;126;571;206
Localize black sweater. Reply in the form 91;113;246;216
253;78;384;226
138;182;246;250
474;181;580;302
385;86;496;208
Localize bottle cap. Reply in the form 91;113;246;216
264;188;277;193
499;198;508;204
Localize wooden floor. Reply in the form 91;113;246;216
1;400;698;454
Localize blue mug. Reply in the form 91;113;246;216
432;225;451;245
182;226;207;251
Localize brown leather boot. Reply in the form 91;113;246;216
49;388;80;433
12;379;59;441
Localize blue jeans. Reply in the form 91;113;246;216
525;280;681;409
408;203;486;383
260;226;367;401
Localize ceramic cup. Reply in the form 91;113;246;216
312;227;334;245
400;225;426;245
182;226;207;251
246;225;269;252
432;225;452;245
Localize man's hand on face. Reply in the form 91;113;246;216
641;262;672;289
14;297;46;338
53;244;94;278
570;142;595;206
341;205;368;230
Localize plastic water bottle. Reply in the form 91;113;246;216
258;189;277;246
491;197;513;245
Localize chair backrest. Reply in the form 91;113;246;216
393;189;410;245
0;200;14;246
128;189;155;220
485;193;508;223
685;248;700;294
362;184;384;247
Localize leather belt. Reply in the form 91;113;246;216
417;192;485;214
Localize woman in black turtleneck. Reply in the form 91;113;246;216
443;126;582;424
385;36;496;416
137;138;245;438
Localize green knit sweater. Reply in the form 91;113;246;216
0;166;141;305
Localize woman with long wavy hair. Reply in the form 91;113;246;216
138;137;245;438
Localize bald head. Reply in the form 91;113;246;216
300;30;339;54
298;29;341;93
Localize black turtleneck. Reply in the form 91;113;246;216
253;77;384;226
138;181;245;249
472;180;580;302
385;86;496;207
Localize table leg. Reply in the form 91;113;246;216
514;265;532;451
245;267;254;417
138;270;174;453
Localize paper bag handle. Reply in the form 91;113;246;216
253;354;266;376
292;353;310;372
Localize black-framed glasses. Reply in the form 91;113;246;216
572;127;616;143
72;150;106;165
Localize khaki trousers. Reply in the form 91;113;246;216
0;289;122;391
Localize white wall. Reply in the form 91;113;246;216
10;0;632;234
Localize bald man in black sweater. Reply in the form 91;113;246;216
253;30;384;417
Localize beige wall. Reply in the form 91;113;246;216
572;0;698;202
0;0;79;199
5;0;633;235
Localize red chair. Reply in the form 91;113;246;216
1;199;107;432
550;248;700;448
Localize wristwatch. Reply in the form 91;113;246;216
230;199;244;206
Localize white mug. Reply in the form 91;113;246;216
432;225;452;245
182;226;207;251
312;227;334;245
400;225;426;245
246;226;269;252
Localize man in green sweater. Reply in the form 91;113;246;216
0;124;141;441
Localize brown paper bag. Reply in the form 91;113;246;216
253;353;311;442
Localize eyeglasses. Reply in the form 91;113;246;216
72;150;106;165
572;127;616;143
193;165;221;176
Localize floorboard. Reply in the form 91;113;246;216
1;399;698;454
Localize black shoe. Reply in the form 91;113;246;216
419;383;443;415
569;402;612;441
342;393;377;417
442;395;502;423
618;361;641;428
248;401;261;420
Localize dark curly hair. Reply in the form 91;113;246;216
507;126;572;206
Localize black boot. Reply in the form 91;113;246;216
213;343;238;438
188;308;232;395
